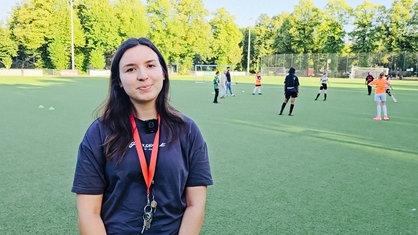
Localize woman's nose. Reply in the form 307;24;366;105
137;69;148;80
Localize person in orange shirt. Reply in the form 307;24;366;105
368;72;393;120
252;72;262;95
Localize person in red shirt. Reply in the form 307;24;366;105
365;72;374;95
368;72;393;120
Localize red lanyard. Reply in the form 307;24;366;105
130;114;160;195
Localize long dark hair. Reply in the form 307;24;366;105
98;37;184;161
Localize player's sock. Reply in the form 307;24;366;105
377;105;381;117
315;93;320;100
324;94;327;101
279;103;286;115
382;105;388;116
289;104;294;115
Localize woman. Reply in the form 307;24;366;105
368;72;392;120
314;71;329;101
279;67;299;116
252;72;262;95
72;38;213;234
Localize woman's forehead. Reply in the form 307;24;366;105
120;45;158;64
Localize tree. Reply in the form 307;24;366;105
9;0;55;68
209;8;242;69
349;2;380;54
146;0;174;63
46;0;73;69
0;25;17;68
289;0;321;54
114;0;149;39
250;14;277;72
273;14;293;54
317;0;350;53
170;0;213;73
386;0;416;52
76;0;120;70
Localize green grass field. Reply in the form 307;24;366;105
0;76;417;234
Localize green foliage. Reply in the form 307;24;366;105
76;0;120;53
48;41;68;69
9;0;55;67
89;48;106;69
350;2;380;54
115;0;149;39
171;0;213;74
0;25;17;68
209;8;242;69
291;0;322;54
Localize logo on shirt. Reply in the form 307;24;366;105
129;141;166;150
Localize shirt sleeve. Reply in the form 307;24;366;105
71;120;107;195
184;118;213;187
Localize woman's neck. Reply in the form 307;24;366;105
134;104;157;121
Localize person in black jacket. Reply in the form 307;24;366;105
279;67;299;116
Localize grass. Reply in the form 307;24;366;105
0;76;417;234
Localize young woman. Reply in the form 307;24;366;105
314;72;329;101
252;72;262;95
368;72;393;120
72;38;213;234
385;75;397;103
279;67;299;116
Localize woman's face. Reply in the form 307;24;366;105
119;45;164;107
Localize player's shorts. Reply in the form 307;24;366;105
320;84;327;90
285;91;298;99
374;93;387;102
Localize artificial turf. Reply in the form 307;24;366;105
0;76;417;234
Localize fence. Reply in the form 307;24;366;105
260;52;418;79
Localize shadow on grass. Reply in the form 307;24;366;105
230;119;418;158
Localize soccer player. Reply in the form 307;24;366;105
368;72;393;120
314;71;329;101
252;72;262;95
365;72;374;95
385;75;397;103
279;67;299;116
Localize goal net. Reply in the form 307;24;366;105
194;64;230;82
350;66;389;79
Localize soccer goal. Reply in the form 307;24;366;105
350;66;389;79
194;64;230;82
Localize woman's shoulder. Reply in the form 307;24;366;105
84;118;111;138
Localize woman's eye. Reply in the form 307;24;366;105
126;68;135;72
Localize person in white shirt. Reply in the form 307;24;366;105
314;72;329;101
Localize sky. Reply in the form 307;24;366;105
0;0;395;27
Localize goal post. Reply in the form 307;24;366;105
350;66;389;79
194;64;230;82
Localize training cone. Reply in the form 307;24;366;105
49;106;55;111
38;105;44;109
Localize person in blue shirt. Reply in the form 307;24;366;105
279;67;300;116
72;38;213;235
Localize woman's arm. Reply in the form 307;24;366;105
76;194;106;235
178;186;208;235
